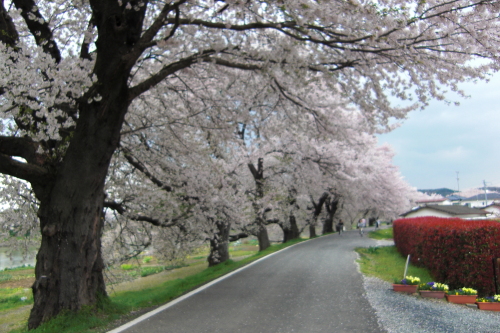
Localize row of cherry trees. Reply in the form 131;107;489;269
96;89;419;266
0;0;499;329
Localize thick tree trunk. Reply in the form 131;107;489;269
29;95;128;328
28;27;133;329
256;225;271;251
309;192;328;238
322;215;334;234
322;197;340;234
25;2;148;327
248;158;271;252
208;221;230;267
309;224;317;238
282;215;300;243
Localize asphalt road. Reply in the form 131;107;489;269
109;230;385;333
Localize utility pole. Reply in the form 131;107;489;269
484;180;489;206
456;171;460;192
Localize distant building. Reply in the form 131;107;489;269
461;193;500;208
483;203;500;217
446;194;467;205
400;205;488;220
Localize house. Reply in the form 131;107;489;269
461;193;500;208
400;205;488;220
446;194;467;205
483;203;500;218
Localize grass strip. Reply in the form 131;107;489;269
356;245;434;283
11;238;306;333
0;289;33;312
367;227;393;240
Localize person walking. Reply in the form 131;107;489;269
337;219;344;235
357;218;366;236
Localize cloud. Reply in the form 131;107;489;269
377;72;500;190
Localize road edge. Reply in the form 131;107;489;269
107;237;316;333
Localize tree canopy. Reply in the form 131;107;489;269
0;0;499;328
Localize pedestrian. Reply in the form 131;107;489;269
358;218;366;236
337;219;344;235
375;219;380;229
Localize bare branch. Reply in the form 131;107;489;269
12;0;61;63
0;153;48;184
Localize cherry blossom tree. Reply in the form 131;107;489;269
0;0;499;328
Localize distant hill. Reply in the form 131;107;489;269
418;188;457;197
419;187;500;197
486;187;500;193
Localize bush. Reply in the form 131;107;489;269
120;264;135;271
393;217;500;295
140;266;164;277
142;256;153;264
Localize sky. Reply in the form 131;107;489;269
377;72;500;192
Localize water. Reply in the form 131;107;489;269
0;247;36;271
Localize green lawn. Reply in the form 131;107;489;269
357;227;433;283
367;227;393;240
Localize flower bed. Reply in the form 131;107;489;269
476;295;500;311
419;282;448;299
393;276;420;293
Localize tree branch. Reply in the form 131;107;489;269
0;153;48;184
0;136;44;166
120;146;173;192
104;200;188;228
0;1;19;47
128;49;216;101
12;0;61;63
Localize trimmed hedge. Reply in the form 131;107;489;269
393;217;500;295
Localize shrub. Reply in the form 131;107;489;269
120;264;135;271
142;256;153;264
140;266;164;277
393;217;500;295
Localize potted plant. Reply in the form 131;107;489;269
393;276;420;293
446;287;478;304
418;282;448;299
476;295;500;311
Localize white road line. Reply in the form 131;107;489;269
107;240;308;333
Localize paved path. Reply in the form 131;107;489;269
110;230;384;333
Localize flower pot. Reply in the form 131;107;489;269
476;302;500;311
393;284;418;293
419;290;446;299
446;295;477;304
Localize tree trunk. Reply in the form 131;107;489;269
248;158;271;252
256;225;271;251
28;17;134;325
309;192;328;238
322;196;340;234
368;217;376;227
208;221;231;267
29;120;123;328
282;214;300;243
322;215;334;234
309;224;317;238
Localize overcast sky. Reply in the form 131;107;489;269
377;71;500;192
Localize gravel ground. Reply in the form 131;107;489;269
362;241;500;333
